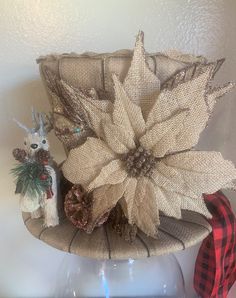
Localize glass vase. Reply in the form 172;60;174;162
54;253;185;298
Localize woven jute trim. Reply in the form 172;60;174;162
36;50;171;64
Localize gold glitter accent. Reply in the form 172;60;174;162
161;59;225;91
41;66;95;150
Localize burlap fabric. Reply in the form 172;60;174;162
38;49;207;112
22;210;211;259
33;32;236;259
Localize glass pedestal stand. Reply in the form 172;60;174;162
54;253;185;298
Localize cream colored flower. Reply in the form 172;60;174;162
62;31;236;237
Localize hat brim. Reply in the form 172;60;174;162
22;210;211;260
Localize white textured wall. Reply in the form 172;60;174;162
0;0;236;297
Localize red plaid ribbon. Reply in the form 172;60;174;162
194;191;236;298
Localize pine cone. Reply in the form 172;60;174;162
60;175;74;203
109;204;137;242
64;185;93;231
35;149;50;164
12;148;27;162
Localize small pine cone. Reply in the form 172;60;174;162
60;175;74;203
12;148;27;162
35;149;50;164
109;204;137;242
64;185;93;231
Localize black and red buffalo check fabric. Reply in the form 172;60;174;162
194;191;236;298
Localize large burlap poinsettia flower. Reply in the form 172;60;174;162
62;31;236;237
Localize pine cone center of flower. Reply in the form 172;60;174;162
123;146;157;177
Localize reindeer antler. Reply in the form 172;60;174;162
13;118;31;133
31;107;40;130
14;108;53;135
39;113;45;136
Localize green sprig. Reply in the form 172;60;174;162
11;161;51;199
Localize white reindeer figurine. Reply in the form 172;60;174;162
13;109;59;227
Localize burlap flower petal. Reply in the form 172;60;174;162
164;151;236;196
154;186;182;218
140;110;188;157
146;65;212;126
222;181;236;190
62;137;116;186
123;31;160;120
87;159;127;191
146;64;216;151
207;82;235;112
92;179;129;224
112;74;146;139
102;120;135;154
152;163;198;199
180;194;212;218
154;186;211;219
70;89;112;137
123;177;159;237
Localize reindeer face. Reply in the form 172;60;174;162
14;108;51;157
24;132;49;156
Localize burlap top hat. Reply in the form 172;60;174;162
22;31;236;259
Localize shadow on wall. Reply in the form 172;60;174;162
1;79;64;156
